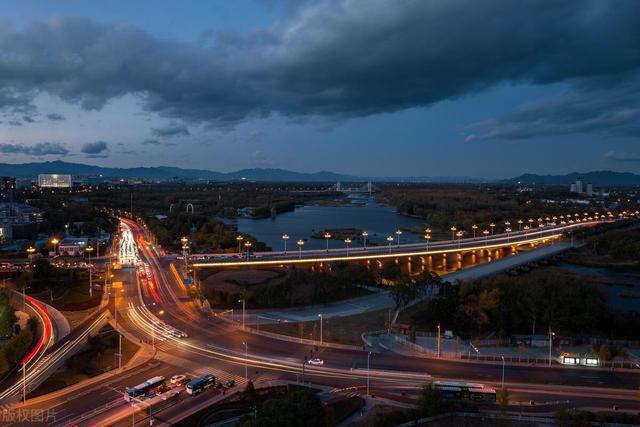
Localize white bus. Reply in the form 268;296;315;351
125;376;165;401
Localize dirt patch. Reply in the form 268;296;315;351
203;268;286;293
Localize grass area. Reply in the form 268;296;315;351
29;269;104;311
260;308;390;346
28;324;138;398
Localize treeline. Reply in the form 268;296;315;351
585;226;640;261
0;291;18;337
410;268;640;340
148;215;268;252
0;315;37;378
205;263;376;308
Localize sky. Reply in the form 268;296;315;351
0;0;639;179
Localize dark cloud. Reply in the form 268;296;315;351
0;89;34;114
151;125;190;137
465;77;640;141
81;140;108;155
0;1;637;132
8;120;22;126
46;113;66;121
604;150;640;162
22;115;35;123
0;142;69;156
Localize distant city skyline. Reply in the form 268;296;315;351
0;0;639;178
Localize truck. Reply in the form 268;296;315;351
186;374;215;396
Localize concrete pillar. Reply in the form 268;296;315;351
457;252;462;270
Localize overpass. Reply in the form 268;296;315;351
191;221;603;274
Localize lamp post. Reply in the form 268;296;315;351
297;239;305;259
395;229;402;246
424;233;431;250
386;236;394;253
471;224;478;238
548;329;555;367
86;245;94;297
181;236;189;271
282;234;289;254
362;231;368;250
366;351;372;397
324;232;331;252
236;235;244;254
238;299;246;329
50;237;59;256
517;219;523;231
483;229;489;246
501;356;505;389
450;226;457;241
344;238;352;256
437;323;441;358
506;228;512;242
242;341;248;380
244;241;252;261
528;218;534;230
318;313;323;345
456;231;463;248
489;223;495;235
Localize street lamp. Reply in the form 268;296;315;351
344;238;352;256
242;341;248;380
297;239;305;259
450;226;457;241
517;219;523;231
395;229;402;246
386;236;394;253
489;223;495;235
472;224;478;238
424;233;431;250
367;351;372;397
238;299;246;329
324;232;331;252
236;235;244;254
483;229;489;246
318;313;323;345
548;329;555;367
50;237;59;256
86;245;94;297
501;356;505;389
505;228;512;242
282;234;289;254
456;231;463;248
362;231;368;250
528;218;534;230
244;241;252;260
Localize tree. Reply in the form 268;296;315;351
418;383;445;415
408;327;417;343
380;261;401;281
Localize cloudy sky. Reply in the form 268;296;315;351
0;0;638;178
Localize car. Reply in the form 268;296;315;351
308;358;324;366
176;377;191;387
224;379;236;388
170;374;187;385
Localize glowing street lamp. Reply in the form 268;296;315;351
528;218;534;229
395;229;402;246
86;245;94;297
482;229;490;246
517;219;523;231
244;241;252;260
297;239;305;259
450;226;457;241
489;223;495;235
386;235;394;253
472;224;478;238
236;235;244;254
506;227;512;242
456;231;463;248
282;234;289;254
344;238;352;256
362;231;368;249
324;232;331;252
424;233;431;250
50;237;59;256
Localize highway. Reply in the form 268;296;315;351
4;217;638;425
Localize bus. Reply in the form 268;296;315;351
186;374;215;396
125;376;165;401
432;381;496;403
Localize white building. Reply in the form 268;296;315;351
38;174;72;188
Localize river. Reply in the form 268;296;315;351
232;196;428;251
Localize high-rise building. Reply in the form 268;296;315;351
575;177;583;194
38;174;72;188
586;183;593;196
0;177;16;203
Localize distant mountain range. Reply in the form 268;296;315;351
507;171;640;186
0;160;475;182
0;161;638;185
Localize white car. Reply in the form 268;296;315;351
170;374;186;384
308;358;324;366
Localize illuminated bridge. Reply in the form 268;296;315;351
192;221;605;274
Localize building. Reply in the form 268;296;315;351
38;174;72;188
569;177;595;196
0;203;43;243
57;237;89;257
1;177;16;203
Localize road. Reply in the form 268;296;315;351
4;217;638;426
